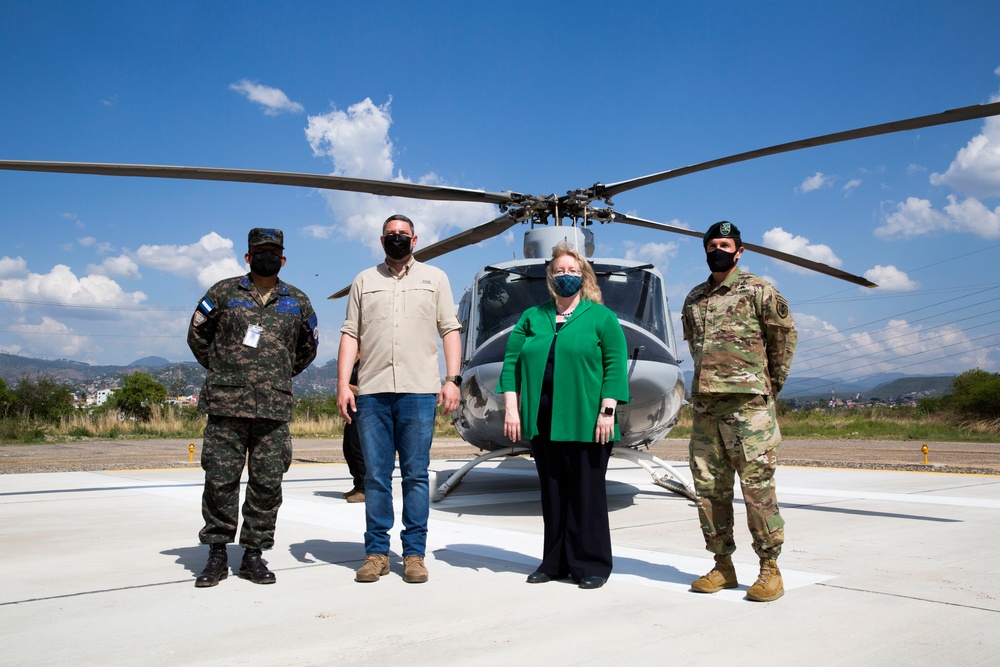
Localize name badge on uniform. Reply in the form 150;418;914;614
243;324;263;348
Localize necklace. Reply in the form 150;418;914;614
556;308;574;317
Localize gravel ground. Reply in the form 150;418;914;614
1;437;998;475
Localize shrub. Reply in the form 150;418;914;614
107;372;169;421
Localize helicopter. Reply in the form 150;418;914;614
2;101;999;500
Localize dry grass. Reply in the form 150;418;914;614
8;400;995;445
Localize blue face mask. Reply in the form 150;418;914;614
551;274;583;297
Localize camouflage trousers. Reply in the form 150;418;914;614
199;415;292;550
689;394;784;560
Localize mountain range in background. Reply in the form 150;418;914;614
679;371;956;402
1;351;958;402
0;352;340;397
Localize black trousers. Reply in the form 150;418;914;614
342;408;366;490
531;436;613;581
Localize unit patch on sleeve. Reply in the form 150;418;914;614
775;296;789;319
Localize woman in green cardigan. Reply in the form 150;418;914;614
498;242;630;589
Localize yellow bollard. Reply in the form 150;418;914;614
189;443;196;463
921;444;929;465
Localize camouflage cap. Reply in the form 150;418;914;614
248;228;284;250
703;220;741;248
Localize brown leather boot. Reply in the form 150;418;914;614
690;554;738;593
355;554;390;583
403;555;429;584
746;557;784;602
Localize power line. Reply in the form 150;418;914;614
0;297;189;312
794;303;1000;363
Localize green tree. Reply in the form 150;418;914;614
11;375;75;421
108;372;169;421
949;368;1000;418
0;378;13;418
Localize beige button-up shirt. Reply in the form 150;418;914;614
340;260;461;395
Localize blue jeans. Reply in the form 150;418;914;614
355;393;437;556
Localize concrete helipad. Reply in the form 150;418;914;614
2;455;999;665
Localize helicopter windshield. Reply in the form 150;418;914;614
475;263;668;348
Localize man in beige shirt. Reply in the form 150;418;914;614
337;214;462;584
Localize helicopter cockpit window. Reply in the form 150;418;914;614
595;268;667;341
477;271;551;345
474;264;667;348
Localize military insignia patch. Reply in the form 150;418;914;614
192;311;207;327
776;297;789;319
720;222;731;237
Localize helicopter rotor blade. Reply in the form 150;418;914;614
328;212;519;299
611;212;878;288
413;212;519;262
0;160;520;206
601;101;1000;199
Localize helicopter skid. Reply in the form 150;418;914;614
429;444;696;502
610;447;697;501
430;445;530;502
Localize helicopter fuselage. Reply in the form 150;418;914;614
452;255;685;452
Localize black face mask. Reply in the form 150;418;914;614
383;233;413;261
250;249;282;277
706;248;738;273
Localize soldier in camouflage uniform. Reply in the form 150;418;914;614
187;228;319;587
681;221;797;602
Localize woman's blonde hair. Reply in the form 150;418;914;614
547;241;603;304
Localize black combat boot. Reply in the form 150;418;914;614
195;543;229;588
239;548;276;584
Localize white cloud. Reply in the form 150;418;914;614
0;263;147;312
61;212;85;229
875;195;1000;239
842;178;861;195
623;240;679;264
790;314;995;378
0;256;29;278
75;237;114;253
5;316;93;359
760;227;843;273
88;255;141;279
229;79;304;116
797;172;834;193
929;102;1000;198
303;98;498;256
134;232;245;289
862;264;919;292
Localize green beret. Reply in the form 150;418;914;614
703;220;741;248
248;228;284;250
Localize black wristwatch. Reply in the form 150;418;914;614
602;406;614;416
445;375;462;387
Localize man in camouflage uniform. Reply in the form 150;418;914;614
681;221;797;602
187;227;319;587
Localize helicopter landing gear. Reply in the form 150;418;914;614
429;444;696;502
429;445;531;502
610;446;697;501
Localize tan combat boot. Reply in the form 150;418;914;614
746;557;784;602
403;555;429;584
355;554;390;583
690;554;738;593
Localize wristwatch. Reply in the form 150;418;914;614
445;375;462;387
602;406;614;416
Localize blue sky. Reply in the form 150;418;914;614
2;1;999;388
